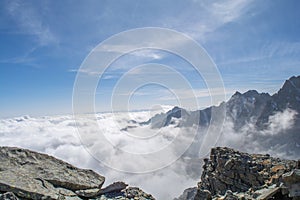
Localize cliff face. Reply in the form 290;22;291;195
176;147;300;200
0;146;155;200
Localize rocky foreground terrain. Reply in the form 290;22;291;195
176;147;300;200
0;146;299;200
0;146;154;200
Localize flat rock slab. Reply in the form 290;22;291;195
76;181;128;198
256;187;281;200
0;146;105;199
283;169;300;197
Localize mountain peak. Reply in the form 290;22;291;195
170;106;181;112
286;75;300;89
272;75;300;111
279;75;300;92
140;75;300;129
243;90;259;97
233;91;242;96
231;90;263;100
289;75;300;81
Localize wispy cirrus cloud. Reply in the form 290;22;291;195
68;68;101;76
0;46;38;66
5;0;58;46
157;87;233;101
176;0;253;41
210;0;252;24
218;42;300;66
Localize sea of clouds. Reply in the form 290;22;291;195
0;107;298;199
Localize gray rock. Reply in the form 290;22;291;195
194;189;211;200
123;187;155;200
0;146;105;199
0;192;19;200
76;182;128;198
253;186;281;200
198;147;297;196
0;146;156;200
283;169;300;197
99;182;128;195
75;188;100;198
95;187;155;200
174;187;198;200
178;147;298;200
224;190;238;200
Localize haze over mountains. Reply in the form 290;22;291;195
0;76;299;199
141;75;300;130
1;1;299;199
129;75;300;159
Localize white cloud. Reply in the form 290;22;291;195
180;0;253;41
218;42;300;66
158;87;232;101
217;108;298;159
211;0;251;24
131;49;165;60
70;48;168;77
0;112;199;199
68;68;102;76
0;107;297;199
6;0;58;46
263;108;297;135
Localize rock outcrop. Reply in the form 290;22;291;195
1;146;299;200
176;147;300;200
283;169;300;198
0;146;155;200
174;187;199;200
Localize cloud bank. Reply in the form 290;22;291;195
0;108;298;199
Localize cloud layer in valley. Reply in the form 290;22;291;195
0;107;298;199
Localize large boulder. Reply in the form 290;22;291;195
283;169;300;198
0;192;19;200
0;146;105;199
0;146;155;200
174;187;198;200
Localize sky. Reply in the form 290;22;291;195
1;0;300;118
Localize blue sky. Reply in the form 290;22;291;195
0;0;300;118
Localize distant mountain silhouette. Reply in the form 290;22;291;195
141;75;300;131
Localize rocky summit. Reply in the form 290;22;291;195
0;146;155;200
176;147;300;200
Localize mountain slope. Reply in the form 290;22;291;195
129;75;300;160
141;75;300;131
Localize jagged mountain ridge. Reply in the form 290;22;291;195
140;75;300;130
127;75;300;160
